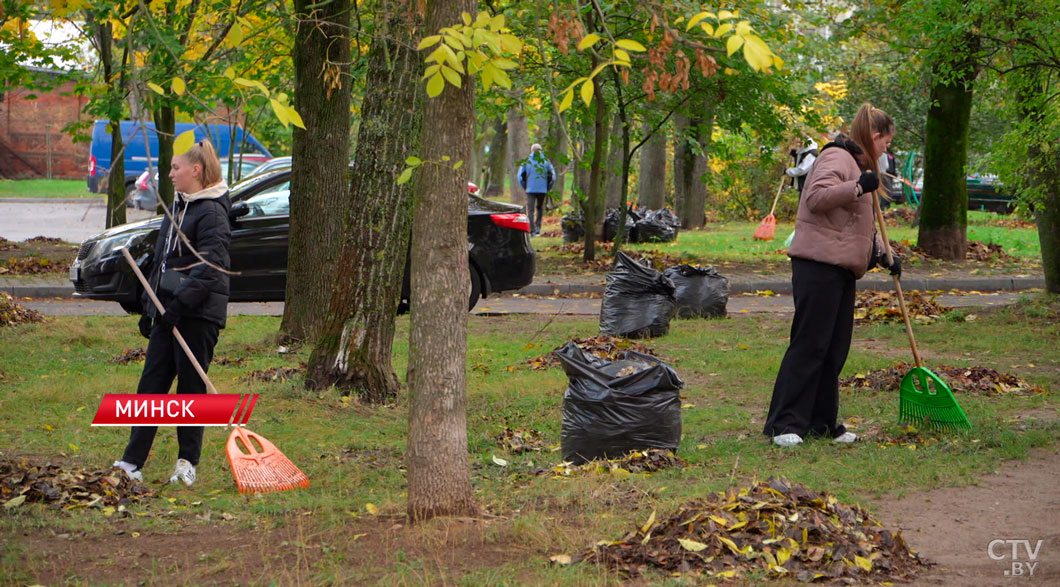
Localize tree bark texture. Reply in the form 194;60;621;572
638;122;667;210
281;0;353;341
546;111;568;207
406;0;477;522
152;106;175;211
93;17;126;228
506;107;529;205
1035;164;1060;294
483;117;507;197
305;1;422;402
673;114;707;229
918;45;977;260
582;68;608;262
604;116;624;209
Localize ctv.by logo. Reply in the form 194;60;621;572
989;539;1043;577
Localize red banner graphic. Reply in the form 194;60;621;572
91;394;257;426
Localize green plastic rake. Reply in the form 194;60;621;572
871;191;971;431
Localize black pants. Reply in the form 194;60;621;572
122;317;218;468
763;258;854;439
527;192;547;234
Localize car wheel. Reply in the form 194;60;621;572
469;264;482;311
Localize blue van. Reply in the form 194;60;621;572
86;120;272;195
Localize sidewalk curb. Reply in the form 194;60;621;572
0;197;104;204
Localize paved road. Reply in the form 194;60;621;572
22;290;1026;317
0;199;154;242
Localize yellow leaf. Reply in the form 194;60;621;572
718;536;742;555
777;547;792;565
227;23;244;48
578;33;602;50
270;98;289;127
580;79;594;106
726;35;744;57
285;105;305;130
714;23;733;38
854;555;873;572
701;23;715;36
714;570;738;579
640;510;656;534
68;443;79;452
461;11;472;26
742;34;774;71
440;64;462;88
417;35;441;50
233;77;257;88
397;167;413;185
614;49;631;64
678;538;709;552
558;89;574;113
719;10;737;20
549;554;572;565
365;503;379;515
686;12;714;31
44;424;55;431
615;39;646;52
147;82;165;95
736;20;752;36
173;130;195;155
171;77;185;96
223;67;235;79
426;72;445;97
3;495;26;509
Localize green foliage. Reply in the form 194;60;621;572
418;10;522;98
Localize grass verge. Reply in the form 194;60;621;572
0;179;95;199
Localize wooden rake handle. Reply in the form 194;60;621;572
769;177;786;216
869;191;922;367
120;247;223;395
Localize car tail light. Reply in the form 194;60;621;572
490;213;530;232
88;155;96;176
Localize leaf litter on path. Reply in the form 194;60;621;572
533;449;686;478
110;347;147;364
841;363;1045;396
854;290;952;324
1;455;152;511
579;476;929;582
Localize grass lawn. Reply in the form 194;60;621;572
1;294;1057;584
0;179;94;199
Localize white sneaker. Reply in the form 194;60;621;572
112;460;143;482
834;432;858;444
772;433;804;447
169;459;196;486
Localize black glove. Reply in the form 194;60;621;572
880;253;902;278
138;314;153;339
857;171;879;195
160;299;182;327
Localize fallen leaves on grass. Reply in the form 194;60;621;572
854;290;951;324
24;236;65;245
110;347;147;364
0;238;18;252
0;257;69;275
535;449;685;477
213;356;247;367
246;365;303;383
525;335;669;370
0;456;152;511
965;241;1019;263
841;363;1045;396
495;427;549;453
0;292;44;326
581;476;928;582
883;207;917;226
990;218;1036;230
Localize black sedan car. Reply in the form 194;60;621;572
70;170;536;312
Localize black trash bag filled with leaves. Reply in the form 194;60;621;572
663;264;729;318
603;207;640;242
633;209;680;243
561;212;585;243
600;251;676;338
557;341;684;465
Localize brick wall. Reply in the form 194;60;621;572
0;80;90;180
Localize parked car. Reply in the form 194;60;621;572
242;155;292;180
70;169;536;312
87;120;272;203
129;159;264;209
908;173;1016;213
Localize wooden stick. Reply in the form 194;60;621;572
870;191;922;367
768;177;786;216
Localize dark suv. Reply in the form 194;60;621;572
70;170;536;312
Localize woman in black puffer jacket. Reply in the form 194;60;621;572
112;140;231;487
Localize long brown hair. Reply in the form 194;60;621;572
850;103;894;175
180;140;223;188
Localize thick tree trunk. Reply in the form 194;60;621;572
604;116;624;209
305;1;421;402
406;0;477;522
582;68;607;262
483;117;507;197
673;113;707;228
638;122;666;209
93;17;126;228
506;107;529;205
281;0;352;342
918;46;977;260
1036;174;1060;294
152;106;175;210
546;111;568;207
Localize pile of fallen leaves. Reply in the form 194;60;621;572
24;236;65;245
213;355;248;367
0;257;69;275
0;238;18;252
883;207;917;226
841;363;1045;396
854;290;952;324
536;449;685;477
0;292;44;327
991;217;1035;229
496;427;549;453
526;335;669;370
965;241;1019;263
580;476;928;582
1;456;152;511
246;365;302;383
110;347;147;364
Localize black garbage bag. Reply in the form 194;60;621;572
599;251;676;338
557;342;684;464
663;264;729;318
561;212;585;243
633;209;679;243
603;207;639;242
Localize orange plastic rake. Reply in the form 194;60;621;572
754;178;787;241
122;248;309;493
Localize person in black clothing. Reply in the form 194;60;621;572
112;140;231;486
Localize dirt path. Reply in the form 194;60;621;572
873;443;1060;586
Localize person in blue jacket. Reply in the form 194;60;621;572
517;143;556;236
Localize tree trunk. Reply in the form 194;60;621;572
406;0;477;522
92;17;126;228
546;111;568;208
483;117;506;197
280;0;352;342
582;67;607;262
506;107;529;205
1036;170;1060;294
153;106;175;210
918;44;977;260
638;122;666;209
673;113;707;229
305;1;422;402
684;103;714;229
1016;74;1060;294
604;116;624;209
